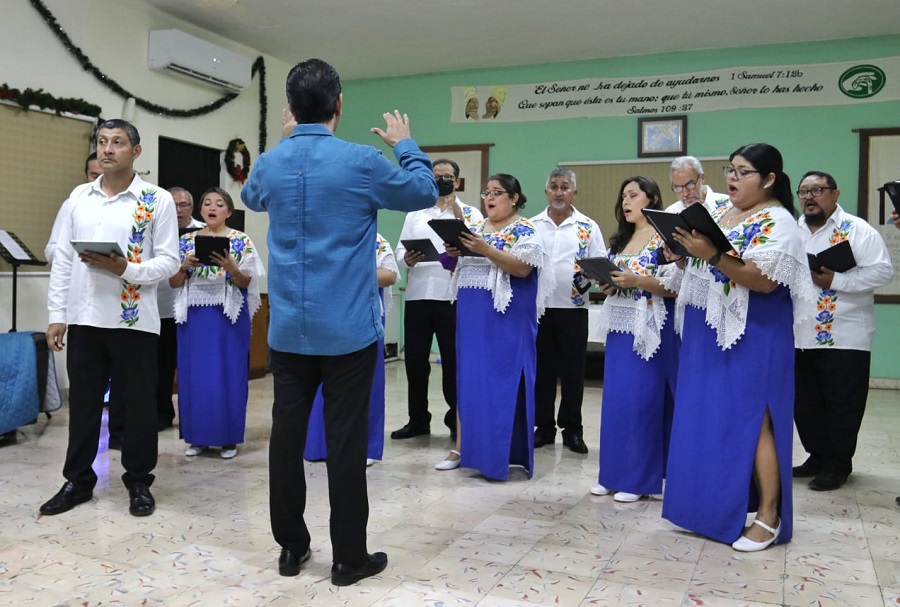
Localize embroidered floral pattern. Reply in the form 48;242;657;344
376;234;390;254
180;230;254;284
613;233;664;304
813;219;853;345
690;208;777;297
119;189;157;326
814;289;838;346
571;219;593;306
482;219;536;251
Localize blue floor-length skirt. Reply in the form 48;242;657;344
304;337;386;462
177;302;251;446
597;302;677;495
663;286;794;545
457;273;538;481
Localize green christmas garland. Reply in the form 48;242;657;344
27;0;268;153
0;83;102;118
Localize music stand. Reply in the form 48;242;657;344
0;230;47;332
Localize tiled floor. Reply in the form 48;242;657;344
1;361;898;606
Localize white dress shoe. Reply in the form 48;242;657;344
220;447;238;459
732;517;780;552
185;445;206;456
435;450;460;470
613;492;642;503
590;484;610;496
366;458;376;467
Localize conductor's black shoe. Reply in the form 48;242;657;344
390;424;430;440
331;552;388;586
128;484;155;516
39;482;93;515
533;429;556;448
808;472;848;492
563;435;589;454
278;547;312;577
792;457;822;478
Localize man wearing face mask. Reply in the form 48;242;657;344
530;168;606;453
392;159;483;441
665;156;729;214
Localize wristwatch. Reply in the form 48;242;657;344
707;251;723;266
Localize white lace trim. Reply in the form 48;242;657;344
174;254;265;325
675;250;817;350
450;241;554;317
595;294;668;361
656;262;684;295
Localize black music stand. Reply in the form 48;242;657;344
0;230;47;332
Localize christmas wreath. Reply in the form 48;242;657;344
225;138;251;183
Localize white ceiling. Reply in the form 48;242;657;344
141;0;900;80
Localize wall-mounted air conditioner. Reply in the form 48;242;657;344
148;29;252;93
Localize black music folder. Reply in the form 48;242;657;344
642;203;734;258
427;219;482;257
194;235;231;266
807;240;856;274
400;239;440;262
576;257;621;287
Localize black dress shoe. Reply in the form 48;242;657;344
331;552;388;586
809;472;848;491
157;418;174;432
128;484;156;516
563;435;589;454
792;457;822;478
39;482;93;515
278;547;312;577
896;496;900;506
390;424;430;440
533;430;556;448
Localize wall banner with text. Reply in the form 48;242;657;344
451;56;898;124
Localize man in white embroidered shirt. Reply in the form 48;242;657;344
40;120;179;517
531;168;606;453
793;170;893;491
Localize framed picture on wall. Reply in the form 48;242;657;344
638;115;687;158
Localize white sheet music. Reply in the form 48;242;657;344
0;230;31;261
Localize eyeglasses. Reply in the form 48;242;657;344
481;189;508;200
671;179;699;194
436;176;456;183
723;166;759;180
175;202;193;209
796;186;836;198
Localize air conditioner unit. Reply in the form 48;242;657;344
148;29;252;93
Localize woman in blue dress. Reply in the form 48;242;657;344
664;144;815;551
170;187;265;459
590;177;681;502
434;174;552;480
304;234;398;466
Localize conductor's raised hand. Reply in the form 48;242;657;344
370;110;411;148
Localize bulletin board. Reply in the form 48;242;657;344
0;102;95;272
559;157;728;234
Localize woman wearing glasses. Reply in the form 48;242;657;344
664;144;815;551
434;174;552;480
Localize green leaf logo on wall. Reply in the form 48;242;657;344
838;65;886;99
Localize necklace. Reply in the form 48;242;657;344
721;201;771;228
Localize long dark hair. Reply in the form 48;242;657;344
608;176;662;255
730;143;795;216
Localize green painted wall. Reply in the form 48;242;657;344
338;35;900;379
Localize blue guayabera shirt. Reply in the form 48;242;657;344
242;123;437;355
